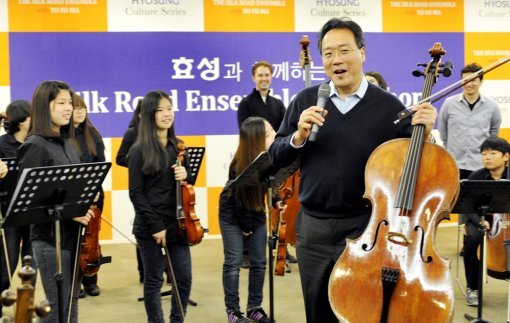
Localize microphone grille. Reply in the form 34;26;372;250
318;83;331;99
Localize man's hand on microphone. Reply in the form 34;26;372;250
293;106;329;145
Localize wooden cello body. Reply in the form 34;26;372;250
329;140;458;322
328;43;458;322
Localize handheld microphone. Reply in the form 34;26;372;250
308;83;331;142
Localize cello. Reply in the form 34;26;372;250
271;35;311;251
328;43;458;322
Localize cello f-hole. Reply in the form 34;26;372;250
362;220;389;252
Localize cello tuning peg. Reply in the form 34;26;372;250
416;63;427;67
440;61;454;77
412;70;424;77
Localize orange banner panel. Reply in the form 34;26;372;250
111;137;128;191
8;0;107;32
499;128;510;144
99;191;112;240
382;0;463;32
207;187;222;235
465;33;510;81
0;33;8;86
204;0;294;32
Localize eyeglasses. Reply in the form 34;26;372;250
73;106;86;111
322;47;359;60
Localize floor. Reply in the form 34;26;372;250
2;225;509;323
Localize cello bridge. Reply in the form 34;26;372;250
386;232;412;247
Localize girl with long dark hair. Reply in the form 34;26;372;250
128;90;191;323
219;116;276;323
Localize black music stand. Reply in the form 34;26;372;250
137;147;205;307
452;180;510;323
226;151;299;323
1;162;111;323
186;147;205;186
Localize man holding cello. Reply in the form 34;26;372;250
268;17;438;322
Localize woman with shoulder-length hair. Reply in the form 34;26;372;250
17;80;94;323
128;90;192;323
71;91;106;299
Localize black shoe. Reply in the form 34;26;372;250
286;252;297;264
78;289;86;299
84;284;100;297
247;307;270;323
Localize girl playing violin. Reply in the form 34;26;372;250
219;116;277;323
71;92;106;298
128;90;191;323
17;80;94;322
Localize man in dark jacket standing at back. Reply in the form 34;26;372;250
237;61;286;133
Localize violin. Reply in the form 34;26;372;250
486;167;510;280
274;206;287;276
80;207;109;276
176;142;204;246
329;43;458;322
0;256;50;323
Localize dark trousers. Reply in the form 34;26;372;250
463;221;482;290
137;237;192;323
295;210;369;323
32;240;79;323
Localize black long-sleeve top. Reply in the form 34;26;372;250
128;140;190;243
237;89;286;132
269;83;412;219
116;127;136;168
465;167;509;225
17;134;81;249
0;133;21;158
219;161;279;232
0;133;22;213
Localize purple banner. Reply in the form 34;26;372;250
9;32;464;137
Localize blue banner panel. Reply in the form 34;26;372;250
9;32;463;137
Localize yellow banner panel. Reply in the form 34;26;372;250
8;0;107;32
465;33;510;81
204;0;294;32
99;191;112;240
180;135;207;188
499;128;510;144
382;0;463;32
207;187;222;235
0;33;8;86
